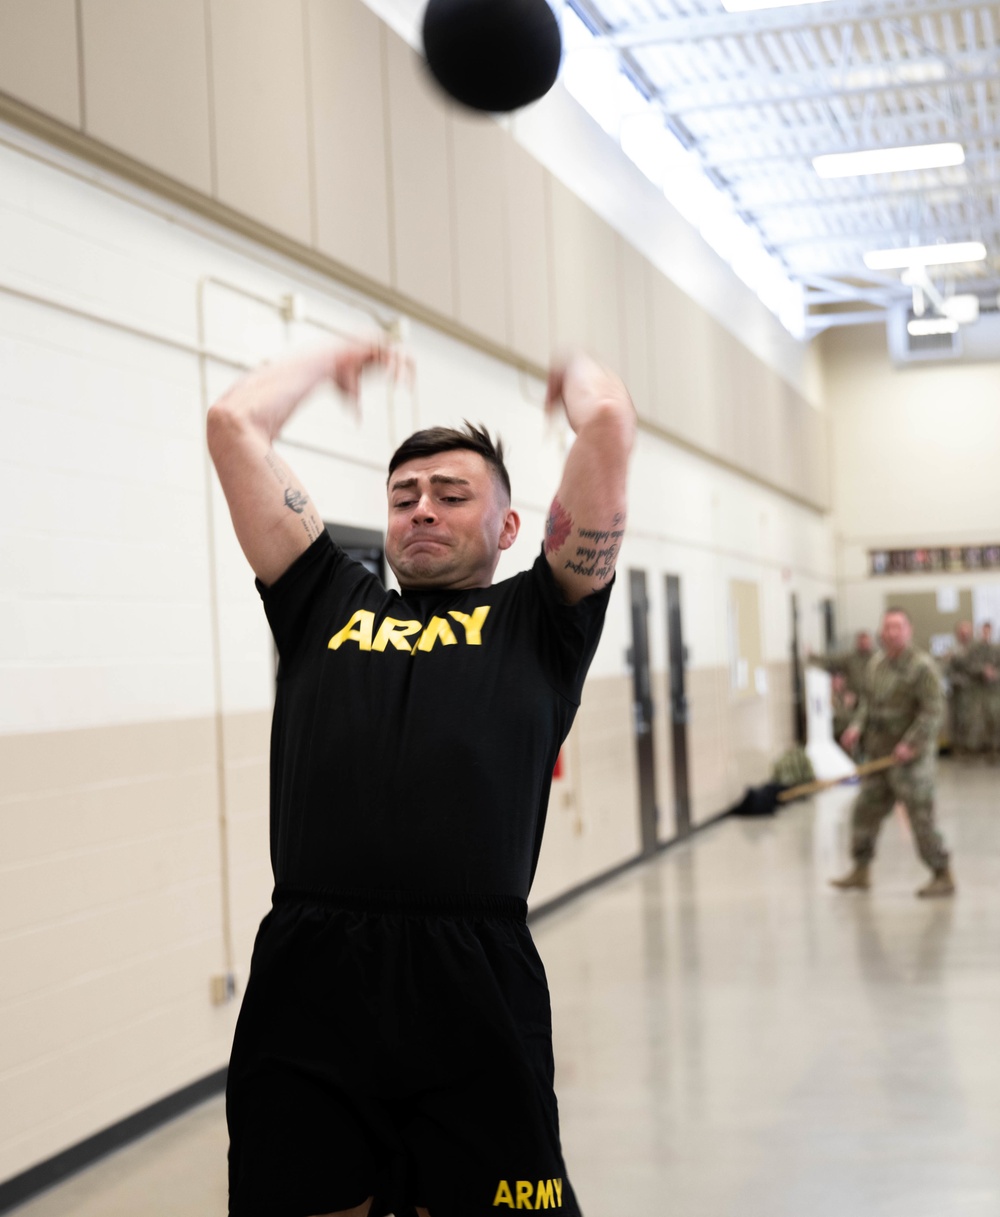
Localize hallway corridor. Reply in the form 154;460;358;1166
8;759;999;1217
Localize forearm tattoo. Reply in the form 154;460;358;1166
564;512;625;582
265;452;322;541
544;498;573;554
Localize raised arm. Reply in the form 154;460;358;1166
206;340;391;586
543;353;636;605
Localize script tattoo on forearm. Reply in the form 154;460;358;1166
563;512;626;582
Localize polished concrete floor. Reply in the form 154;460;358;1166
9;758;1000;1217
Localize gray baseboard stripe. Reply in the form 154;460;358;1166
0;1068;227;1215
0;808;730;1213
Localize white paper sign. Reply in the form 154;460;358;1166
936;587;959;613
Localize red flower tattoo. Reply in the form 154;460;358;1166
545;498;573;554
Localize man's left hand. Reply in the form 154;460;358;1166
893;741;918;764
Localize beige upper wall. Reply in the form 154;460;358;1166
81;0;214;194
820;322;1000;634
0;0;828;511
821;323;1000;543
0;0;80;126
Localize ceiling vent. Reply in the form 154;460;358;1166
887;296;1000;367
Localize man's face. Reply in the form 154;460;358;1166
880;612;912;657
957;622;973;645
385;449;519;591
856;631;873;655
984;622;994;642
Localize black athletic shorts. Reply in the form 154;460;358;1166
226;888;581;1217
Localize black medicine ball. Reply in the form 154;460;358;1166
421;0;563;113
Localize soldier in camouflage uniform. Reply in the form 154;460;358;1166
812;632;875;700
977;622;999;758
964;622;1000;757
811;630;875;760
830;672;855;741
945;621;975;755
830;608;954;898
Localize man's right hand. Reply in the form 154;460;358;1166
207;338;397;586
840;725;861;752
331;340;409;401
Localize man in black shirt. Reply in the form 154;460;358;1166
208;339;635;1217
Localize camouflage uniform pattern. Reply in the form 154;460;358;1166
964;640;1000;756
945;642;975;753
831;678;855;741
848;645;948;870
814;648;873;700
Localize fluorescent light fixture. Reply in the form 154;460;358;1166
814;142;965;178
863;241;987;270
723;0;831;10
907;317;958;337
942;294;980;325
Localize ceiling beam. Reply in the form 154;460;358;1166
698;129;1000;169
602;0;999;48
773;217;1000;245
656;65;1000;114
735;175;1000;213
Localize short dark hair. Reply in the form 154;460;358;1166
388;422;511;501
883;607;910;622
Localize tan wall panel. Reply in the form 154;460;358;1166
306;0;391;287
208;0;312;243
503;140;550;367
0;717;216;799
653;666;677;841
619;239;653;422
548;182;622;369
649;273;714;452
800;400;830;510
1;990;231;1181
384;31;454;317
220;707;271;765
686;665;734;823
590;215;622;372
1;768;218;868
0;715;230;1178
727;342;758;469
706;315;741;465
531;675;641;906
0;871;221;1005
766;660;794;758
218;708;272;974
776;381;802;498
574;674;639;844
450;111;509;348
81;0;212;193
0;819;222;938
0;0;80;126
738;369;772;487
670;302;715;454
759;370;788;491
548;176;590;350
0;937;217;1078
727;695;773;788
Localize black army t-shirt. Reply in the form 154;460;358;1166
257;532;611;900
